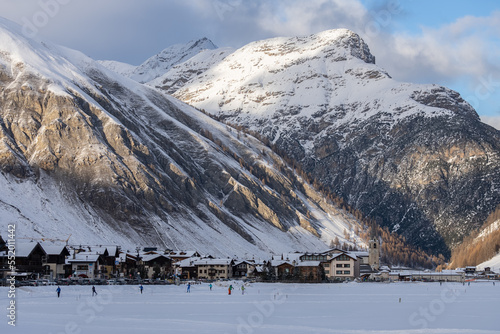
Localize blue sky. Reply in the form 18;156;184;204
0;0;499;127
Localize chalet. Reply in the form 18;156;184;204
233;260;256;278
102;246;120;278
117;252;140;279
300;252;330;278
249;263;269;280
0;242;47;279
168;251;202;263
142;254;172;279
67;253;103;279
296;261;323;282
39;243;70;279
271;260;295;280
175;257;199;280
196;258;234;280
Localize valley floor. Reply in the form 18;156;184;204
0;281;499;333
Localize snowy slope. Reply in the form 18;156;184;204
478;252;500;271
129;37;217;83
0;18;366;257
97;60;136;77
149;47;233;94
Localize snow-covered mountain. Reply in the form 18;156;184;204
146;29;500;256
121;37;218;83
97;59;136;77
0;18;365;257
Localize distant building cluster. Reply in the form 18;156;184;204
0;237;497;285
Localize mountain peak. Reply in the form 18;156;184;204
313;28;375;64
130;37;218;83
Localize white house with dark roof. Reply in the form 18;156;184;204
67;253;102;279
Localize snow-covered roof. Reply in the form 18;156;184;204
39;242;68;255
193;258;233;266
297;261;321;267
13;242;44;257
142;254;170;263
175;257;201;267
350;251;369;258
272;253;303;262
330;252;358;261
271;260;294;267
67;253;100;263
234;260;255;266
168;251;200;258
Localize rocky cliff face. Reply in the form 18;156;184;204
156;29;500;256
0;19;363;256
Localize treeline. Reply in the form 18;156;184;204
197;109;446;269
449;204;500;268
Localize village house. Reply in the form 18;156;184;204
175;257;199;280
39;243;70;280
296;261;323;282
67;253;103;279
142;253;172;279
232;260;256;278
300;252;330;277
196;258;234;280
0;242;47;279
327;252;359;281
168;251;202;263
270;259;295;280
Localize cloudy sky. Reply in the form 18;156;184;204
1;0;499;128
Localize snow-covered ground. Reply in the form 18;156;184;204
1;282;498;333
478;252;500;271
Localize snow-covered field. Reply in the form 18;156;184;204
1;282;499;333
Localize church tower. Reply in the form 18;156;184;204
368;239;380;270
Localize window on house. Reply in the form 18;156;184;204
336;270;343;275
344;270;350;275
344;264;350;268
337;254;350;261
336;264;343;268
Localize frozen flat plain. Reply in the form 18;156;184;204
1;281;499;334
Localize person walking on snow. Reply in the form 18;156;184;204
140;284;143;294
228;284;233;295
92;286;97;296
187;282;191;293
56;286;61;298
209;283;212;291
241;285;245;295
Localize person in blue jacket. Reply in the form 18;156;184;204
187;282;191;293
140;284;143;294
56;286;61;298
